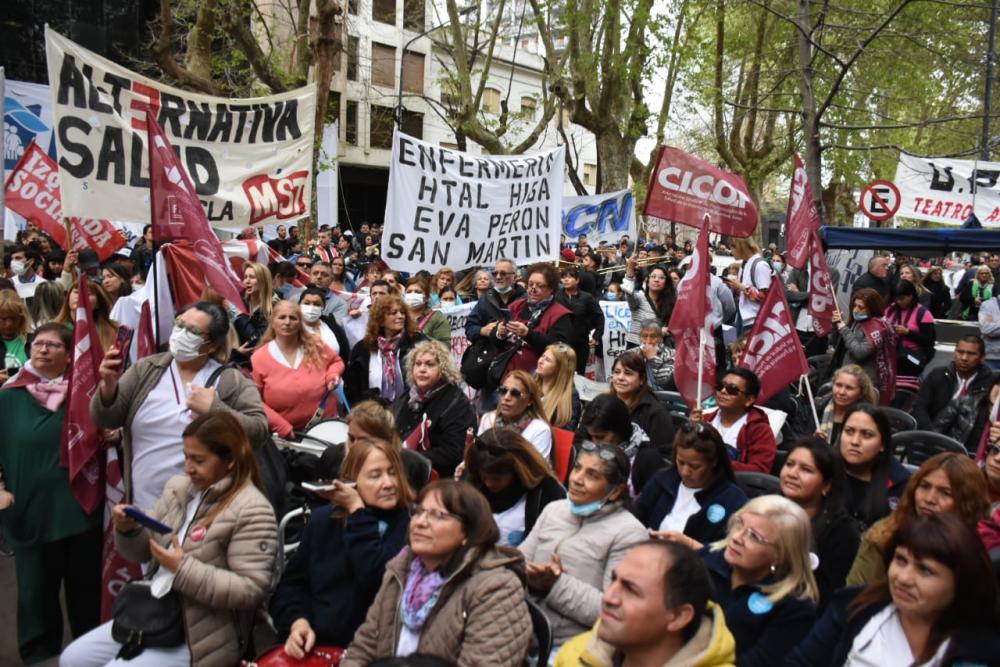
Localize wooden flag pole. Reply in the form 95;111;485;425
696;327;706;407
802;373;821;431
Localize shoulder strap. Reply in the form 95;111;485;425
205;362;240;389
747;257;763;289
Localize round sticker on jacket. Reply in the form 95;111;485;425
706;504;726;523
747;592;774;615
189;526;206;542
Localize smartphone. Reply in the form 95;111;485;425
123;506;173;534
301;479;356;492
500;308;513;322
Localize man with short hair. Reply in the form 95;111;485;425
309;261;347;322
465;258;526;343
313;228;337;263
268;224;291;256
695;368;776;473
368;279;391;303
852;255;891;302
554;541;735;667
912;335;994;435
8;245;47;304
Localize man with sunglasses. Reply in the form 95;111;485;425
465;258;526;345
693;368;776;474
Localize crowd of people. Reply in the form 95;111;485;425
1;220;999;667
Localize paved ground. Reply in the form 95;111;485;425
0;552;65;667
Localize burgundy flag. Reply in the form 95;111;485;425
146;109;247;313
59;276;105;513
100;443;141;621
807;228;836;337
738;284;810;404
785;154;820;270
668;222;716;407
137;300;156;359
644;146;758;237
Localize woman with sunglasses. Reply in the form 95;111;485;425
694;367;776;474
341;480;532;666
463;428;566;547
846;452;989;587
637;422;748;550
479;370;553;460
578;393;667;495
701;495;818;666
518;442;647;656
608;350;675;459
787;513;1000;667
536;343;581;431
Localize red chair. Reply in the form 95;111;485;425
551;427;575;484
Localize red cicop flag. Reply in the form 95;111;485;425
785;154;821;271
668;221;716;407
644;146;758;237
738;284;810;404
59;276;105;513
146;109;247;313
807;228;836;337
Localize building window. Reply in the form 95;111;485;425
347;36;359;81
348;0;358;14
403;0;424;31
401;109;423;139
371;42;396;88
401;51;425;94
583;163;597;187
327;92;341;124
371;105;396;149
483;87;501;114
520;95;536;118
373;0;396;25
345;101;358;145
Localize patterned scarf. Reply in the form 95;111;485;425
400;552;447;632
377;334;403;400
819;400;837;439
495;410;535;433
407;379;447;412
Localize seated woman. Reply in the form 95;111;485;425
834;405;911;530
270;439;413;657
518;442;647;655
536;343;581;431
700;495;818;667
403;277;451;348
329;255;356;294
299;287;350;357
829;288;896;405
637;422;747;549
60;412;278;667
579;393;667;495
463;427;566;547
344;294;422;406
478;370;553;460
813;364;877;445
393;340;477;478
846;451;989;586
341;480;531;666
787;513;1000;666
251;300;345;438
779;437;861;607
608;350;675;460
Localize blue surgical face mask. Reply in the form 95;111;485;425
495;283;512;294
853;311;868;321
275;283;293;298
605;292;618;301
569;499;606;517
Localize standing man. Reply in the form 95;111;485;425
313;227;338;263
309;262;348;322
852;255;891;303
8;245;47;305
268;225;291;256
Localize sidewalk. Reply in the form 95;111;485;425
0;553;65;667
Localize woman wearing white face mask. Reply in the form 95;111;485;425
91;301;269;513
298;287;350;356
403;277;451;348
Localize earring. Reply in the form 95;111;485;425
769;564;777;575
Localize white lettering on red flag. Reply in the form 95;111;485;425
738;284;809;404
785;154;820;270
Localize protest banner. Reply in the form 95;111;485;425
894;153;1000;226
562;189;636;247
5;142;127;260
785;153;820;270
45;27;316;229
827;248;874;316
4;79;55;173
738;284;809;404
600;300;631;378
442;301;478;401
382;130;564;274
644;146;758;237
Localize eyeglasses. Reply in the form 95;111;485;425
717;382;746;396
296;262;313;268
173;317;207;339
31;340;65;350
493;270;514;278
987;444;1000;458
498;386;523;399
409;504;461;524
730;516;771;546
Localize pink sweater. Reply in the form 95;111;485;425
251;344;345;437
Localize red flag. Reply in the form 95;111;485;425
100;443;141;621
146;110;247;313
668;222;716;407
807;228;836;337
59;276;105;513
644;146;758;237
738;284;810;404
785;154;820;270
137;300;156;359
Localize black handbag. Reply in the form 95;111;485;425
111;580;185;659
460;335;495;390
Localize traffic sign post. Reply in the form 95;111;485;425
860;180;901;223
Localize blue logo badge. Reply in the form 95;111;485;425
506;530;525;546
706;504;726;524
747;592;774;615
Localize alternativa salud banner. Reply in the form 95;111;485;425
44;27;316;230
382;130;565;274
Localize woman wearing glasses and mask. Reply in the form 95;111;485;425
341;480;532;666
91;301;269;514
478;370;553;460
518;442;647;656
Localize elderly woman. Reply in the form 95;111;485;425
960;264;994;321
403;277;451;348
636;318;675;392
479;370;552;459
814;364;877;445
494;263;573;378
393;340;477;478
344;294;423;406
341;480;532;666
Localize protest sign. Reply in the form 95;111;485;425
382;131;564;273
442;301;478;401
894;153;1000;226
644;146;758;237
738;284;809;404
45;27;316;229
562;189;635;247
600;300;631;376
807;229;836;337
4;79;55;173
827;248;874;316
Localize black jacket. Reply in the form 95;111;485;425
343;333;422;406
633;467;747;545
464;285;526;342
924;279;953;318
852;271;890;302
629;391;676;461
318;313;351;358
785;587;1000;667
479;475;567;545
811;509;861;610
556;289;605;374
269;504;409;647
911;362;994;430
392;383;477;477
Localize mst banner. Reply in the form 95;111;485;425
382;131;564;274
894;153;1000;226
562;189;636;246
45;27;316;230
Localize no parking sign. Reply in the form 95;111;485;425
860;180;901;222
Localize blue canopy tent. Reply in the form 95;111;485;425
820;226;1000;253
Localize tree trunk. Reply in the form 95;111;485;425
794;0;824;221
305;0;341;240
595;132;635;193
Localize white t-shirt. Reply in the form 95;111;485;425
131;360;221;512
267;340;303;369
151;489;204;597
478;412;552;460
14;274;45;302
711;411;748;456
846;605;951;666
658;484;702;534
305;321;339;354
738;254;772;325
494;495;528;546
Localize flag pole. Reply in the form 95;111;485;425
696;327;706;407
802;373;821;431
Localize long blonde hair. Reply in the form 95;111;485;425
538;343;576;429
711;495;819;604
244;262;275;321
257;300;330;370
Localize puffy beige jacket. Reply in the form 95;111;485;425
116;475;278;667
340;546;532;667
518;499;647;646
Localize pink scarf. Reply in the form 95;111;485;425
859;318;896;406
377;334;402;400
3;367;68;411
